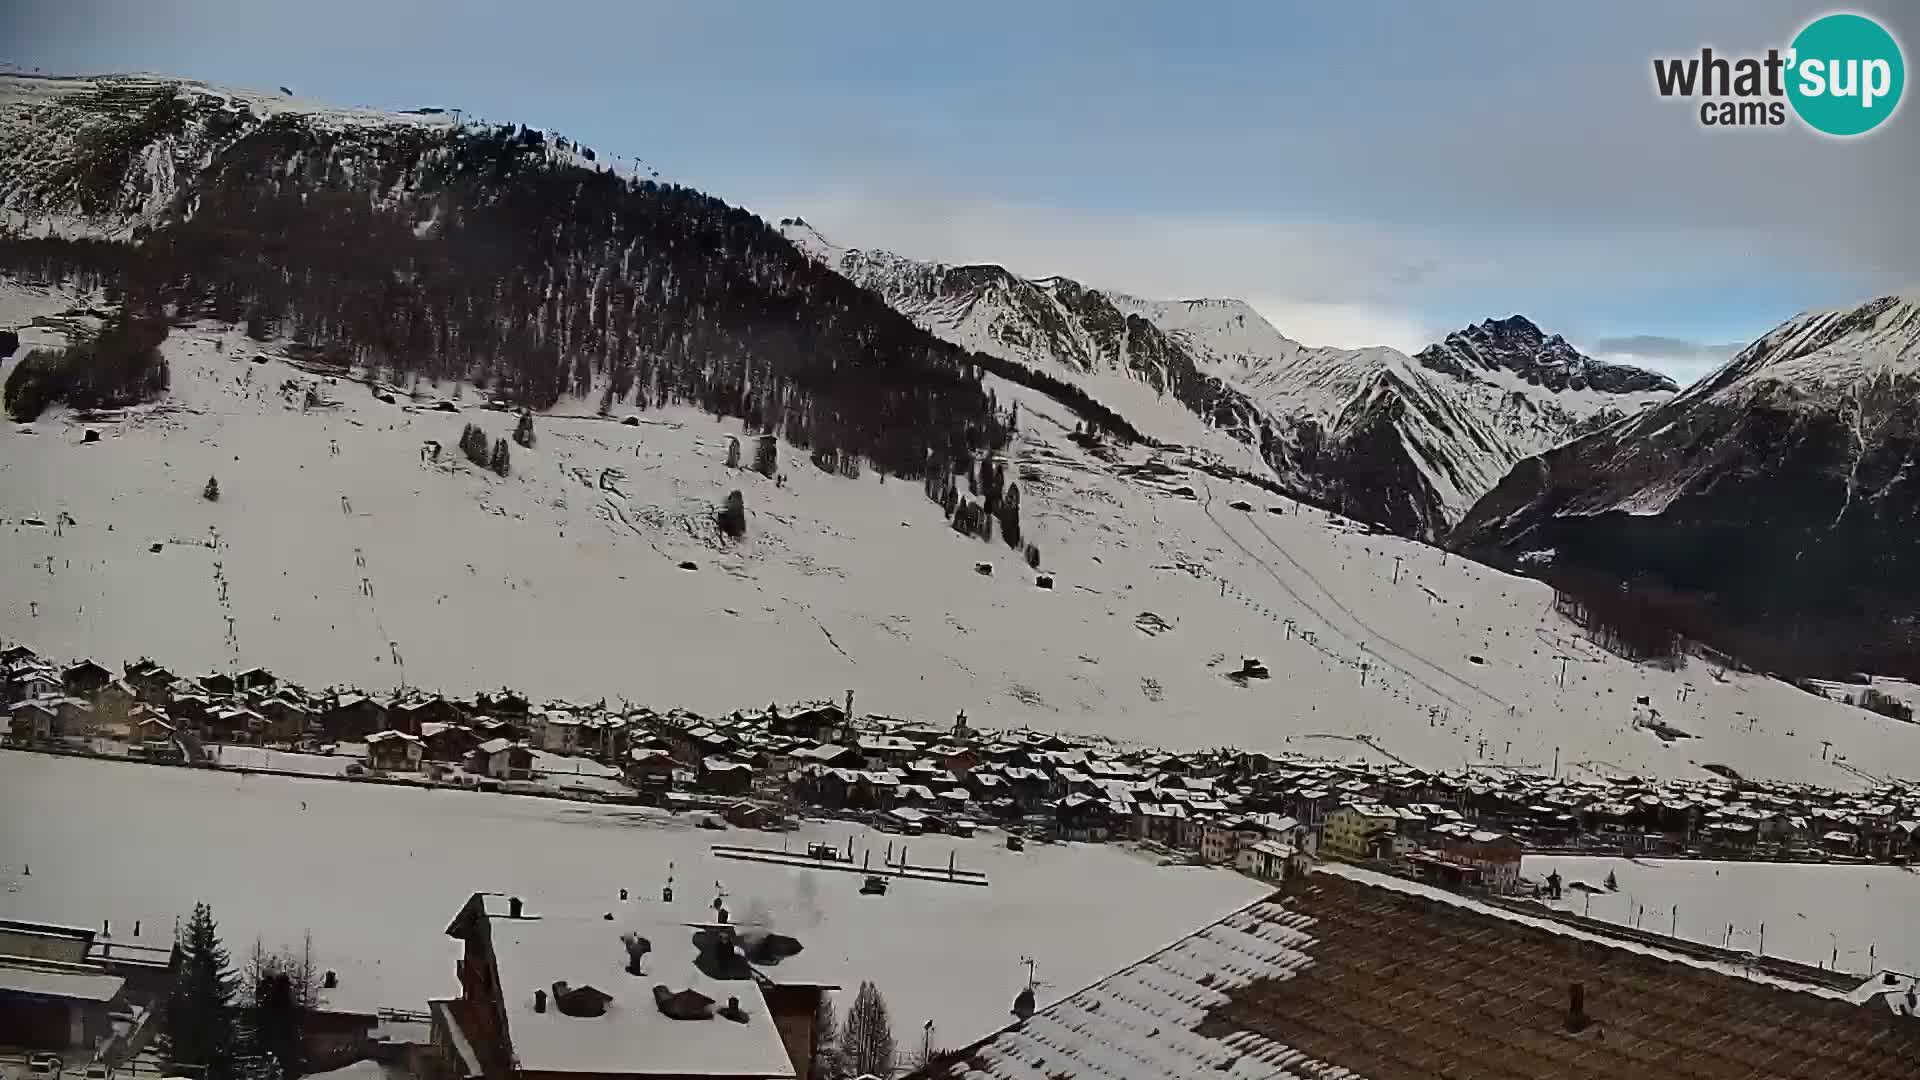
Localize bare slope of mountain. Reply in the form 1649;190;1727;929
1454;292;1920;679
783;220;1675;538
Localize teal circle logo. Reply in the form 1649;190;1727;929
1788;13;1905;136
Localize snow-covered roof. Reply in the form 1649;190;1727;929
487;915;796;1078
366;730;422;745
920;866;1920;1080
0;964;125;1002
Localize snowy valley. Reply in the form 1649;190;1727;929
4;279;1918;789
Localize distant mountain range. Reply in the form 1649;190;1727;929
782;218;1676;538
4;70;1913;679
1455;292;1920;679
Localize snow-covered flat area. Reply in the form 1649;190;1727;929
1522;854;1920;977
5;279;1920;789
0;753;1266;1046
204;745;358;775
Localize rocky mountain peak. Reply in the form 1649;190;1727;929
1415;316;1678;395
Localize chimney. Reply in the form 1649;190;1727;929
719;995;748;1024
509;896;523;918
620;888;629;901
323;970;338;989
622;932;652;975
534;989;547;1013
1565;982;1589;1033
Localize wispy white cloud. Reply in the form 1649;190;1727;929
1586;336;1745;386
1244;300;1439;354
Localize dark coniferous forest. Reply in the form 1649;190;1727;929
0;93;1147;521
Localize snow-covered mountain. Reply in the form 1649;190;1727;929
1454;292;1920;679
779;218;1267;463
6;278;1918;790
782;220;1675;538
0;71;652;237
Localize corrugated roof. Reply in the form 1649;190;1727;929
920;869;1920;1080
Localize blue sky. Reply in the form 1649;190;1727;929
6;0;1917;380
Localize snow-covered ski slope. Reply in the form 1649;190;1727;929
4;280;1918;788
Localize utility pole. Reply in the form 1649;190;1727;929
1392;556;1403;585
1557;656;1569;689
1552;746;1560;778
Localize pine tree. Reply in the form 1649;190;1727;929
1024;542;1041;570
725;436;741;469
166;902;239;1080
489;437;511;477
203;476;220;502
459;423;490;468
842;981;896;1079
1604;870;1619;891
753;434;778;478
716;489;746;540
810;994;844;1080
513;409;536;448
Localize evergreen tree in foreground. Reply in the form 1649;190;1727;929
166;902;239;1080
489;437;511;477
842;980;897;1079
203;476;220;502
513;409;536;448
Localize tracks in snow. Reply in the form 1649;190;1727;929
1197;478;1507;716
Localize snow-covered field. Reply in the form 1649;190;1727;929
5;279;1920;787
0;753;1266;1045
1522;854;1920;976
